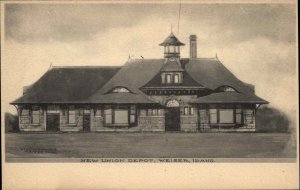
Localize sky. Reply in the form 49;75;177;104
2;3;297;124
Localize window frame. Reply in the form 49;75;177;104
104;108;113;124
235;108;243;124
68;108;76;125
166;74;172;84
129;105;136;124
219;109;234;124
174;74;179;84
109;87;131;93
31;109;40;124
209;109;218;124
21;108;30;116
114;109;129;124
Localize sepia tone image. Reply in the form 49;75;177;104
2;2;297;162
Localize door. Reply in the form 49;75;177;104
165;107;180;131
83;114;91;132
46;114;60;131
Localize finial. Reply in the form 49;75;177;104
48;62;53;70
171;24;173;33
215;53;218;59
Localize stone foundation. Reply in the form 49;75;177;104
138;116;165;132
180;115;197;132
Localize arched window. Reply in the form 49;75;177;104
217;86;237;92
109;87;131;93
166;99;180;107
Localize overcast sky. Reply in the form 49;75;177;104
2;3;297;123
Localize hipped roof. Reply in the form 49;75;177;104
87;59;165;104
159;33;185;46
191;92;268;104
11;66;120;104
11;57;267;105
185;58;255;94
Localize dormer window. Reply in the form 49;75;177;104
174;74;179;84
217;86;237;92
166;74;171;84
162;72;182;85
109;87;131;93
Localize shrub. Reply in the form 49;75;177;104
5;112;19;133
256;106;290;133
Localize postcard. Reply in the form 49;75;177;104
2;0;298;189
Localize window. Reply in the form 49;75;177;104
32;109;40;124
184;107;189;115
110;87;131;93
68;109;76;124
184;107;194;115
21;109;30;116
236;109;243;124
174;74;179;83
152;109;157;115
209;109;217;124
147;109;152;116
223;87;235;92
166;74;171;84
219;109;234;123
190;108;194;115
104;108;112;124
140;109;147;116
83;107;90;114
166;99;180;107
199;109;209;124
95;108;102;117
169;45;176;53
130;106;136;123
161;74;165;84
158;109;163;115
103;107;131;125
114;109;128;124
217;86;236;92
146;109;163;116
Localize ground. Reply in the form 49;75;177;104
5;132;296;160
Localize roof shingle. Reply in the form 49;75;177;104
11;66;120;104
190;92;268;104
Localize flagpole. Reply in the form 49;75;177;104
177;3;181;35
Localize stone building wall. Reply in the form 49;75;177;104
59;108;83;132
180;115;198;132
138;116;165;132
19;107;45;132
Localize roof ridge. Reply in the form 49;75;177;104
52;65;122;69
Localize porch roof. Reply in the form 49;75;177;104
190;92;269;104
11;66;121;104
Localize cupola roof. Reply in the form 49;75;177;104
159;32;185;46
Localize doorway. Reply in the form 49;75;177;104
83;114;91;132
165;107;181;131
46;114;60;131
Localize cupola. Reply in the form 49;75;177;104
159;32;185;59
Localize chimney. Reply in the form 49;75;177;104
23;85;31;95
189;35;197;59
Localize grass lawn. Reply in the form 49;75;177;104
5;132;296;159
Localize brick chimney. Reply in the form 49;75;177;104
189;35;197;59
